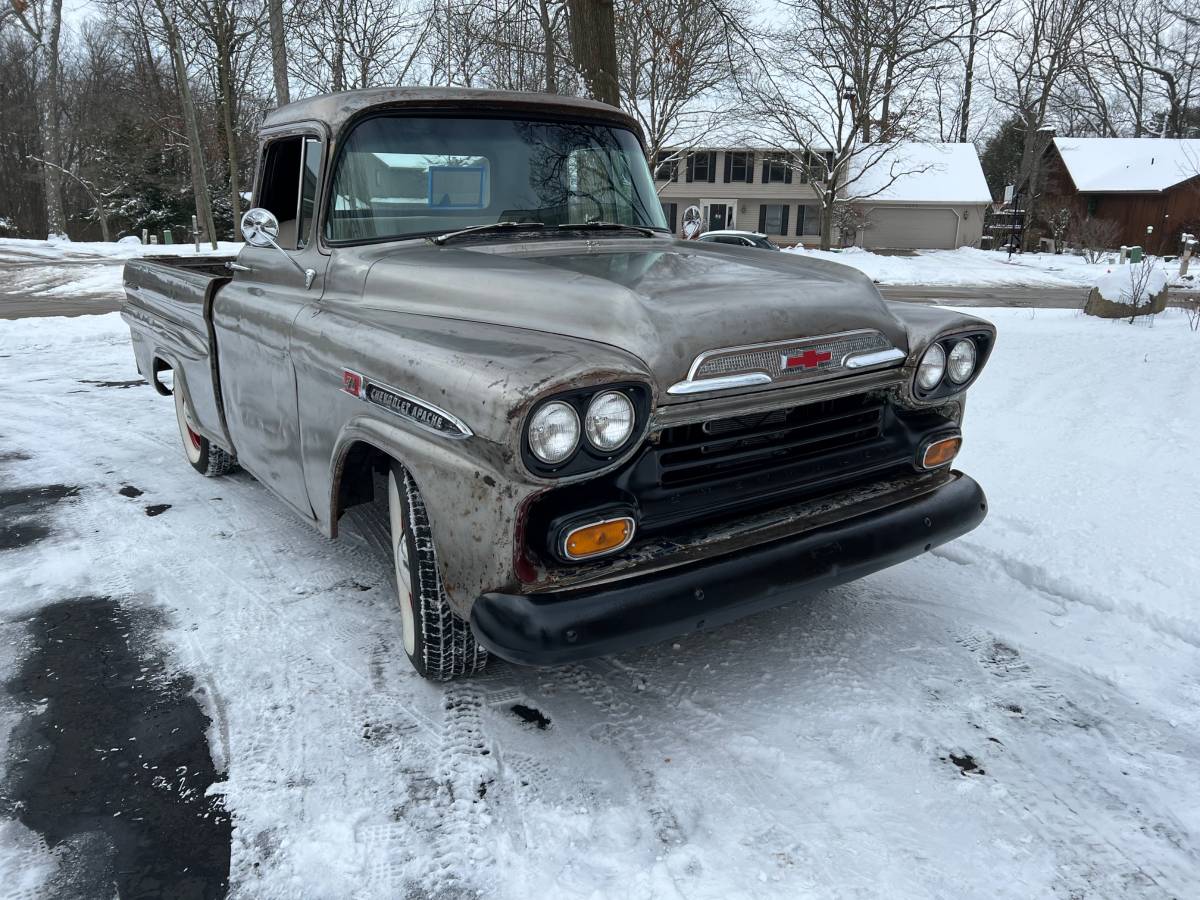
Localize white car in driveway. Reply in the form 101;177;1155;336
695;229;782;250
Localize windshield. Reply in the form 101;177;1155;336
326;115;668;243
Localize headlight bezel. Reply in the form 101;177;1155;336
584;390;636;452
521;382;651;477
946;339;977;384
912;330;993;400
527;400;581;464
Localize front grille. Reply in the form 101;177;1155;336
657;395;885;488
525;391;954;559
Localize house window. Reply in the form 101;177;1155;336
687;151;716;183
761;154;793;185
724;151;753;183
759;203;790;236
662;201;678;233
1086;196;1098;217
795;204;821;237
654;151;678;182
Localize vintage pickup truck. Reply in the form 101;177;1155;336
122;87;994;680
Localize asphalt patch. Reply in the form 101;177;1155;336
118;485;145;498
945;752;986;776
145;504;171;517
0;596;231;899
78;379;147;389
0;483;79;551
510;703;552;729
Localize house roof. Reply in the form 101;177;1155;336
849;142;992;204
1053;137;1200;193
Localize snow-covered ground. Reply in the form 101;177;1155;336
0;237;242;300
1;308;1199;898
787;244;1196;291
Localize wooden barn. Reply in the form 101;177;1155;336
1041;137;1200;253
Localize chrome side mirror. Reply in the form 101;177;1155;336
240;207;280;247
238;207;316;289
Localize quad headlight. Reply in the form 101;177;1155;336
947;339;977;384
916;343;946;390
527;401;580;464
584;391;635;451
523;383;649;475
911;330;993;399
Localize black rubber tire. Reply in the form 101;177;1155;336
387;462;488;681
174;381;235;477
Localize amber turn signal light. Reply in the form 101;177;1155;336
922;436;962;469
563;517;635;560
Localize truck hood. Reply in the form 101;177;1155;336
353;238;909;403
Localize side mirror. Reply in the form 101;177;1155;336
237;207;316;289
240;208;280;247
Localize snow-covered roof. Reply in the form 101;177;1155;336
848;142;991;204
1053;137;1200;193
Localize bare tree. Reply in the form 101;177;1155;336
566;0;619;105
1068;215;1120;262
147;0;218;248
267;0;288;104
734;1;946;249
5;0;67;237
293;0;431;93
987;0;1095;242
615;0;743;164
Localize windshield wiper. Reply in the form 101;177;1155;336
557;222;660;238
430;221;545;245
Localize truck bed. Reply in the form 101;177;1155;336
121;255;235;452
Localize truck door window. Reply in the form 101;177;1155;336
257;136;315;250
297;138;321;248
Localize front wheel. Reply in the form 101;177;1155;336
173;381;234;477
387;463;488;681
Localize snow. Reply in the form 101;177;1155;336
784;244;1200;290
2;309;1200;898
1054;137;1200;193
0;236;242;262
0;237;243;300
1094;261;1170;304
850;142;992;204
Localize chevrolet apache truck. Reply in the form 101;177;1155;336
121;87;994;681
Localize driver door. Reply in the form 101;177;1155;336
212;131;328;518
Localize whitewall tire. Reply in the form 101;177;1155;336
386;462;487;681
173;381;234;477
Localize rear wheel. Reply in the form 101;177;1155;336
387;462;487;681
173;381;234;477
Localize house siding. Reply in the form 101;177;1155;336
1041;144;1200;251
656;150;823;245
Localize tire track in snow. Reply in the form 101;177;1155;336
952;630;1199;897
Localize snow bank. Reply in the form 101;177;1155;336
0;236;242;262
1092;261;1169;305
784;244;1192;291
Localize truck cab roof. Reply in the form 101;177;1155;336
261;87;642;140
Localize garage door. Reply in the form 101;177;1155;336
860;206;961;250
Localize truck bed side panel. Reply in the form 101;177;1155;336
121;257;235;449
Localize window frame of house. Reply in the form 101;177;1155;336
662;201;678;233
724;150;754;184
655;150;679;182
759;203;790;236
687;150;717;183
795;203;821;237
761;153;793;185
